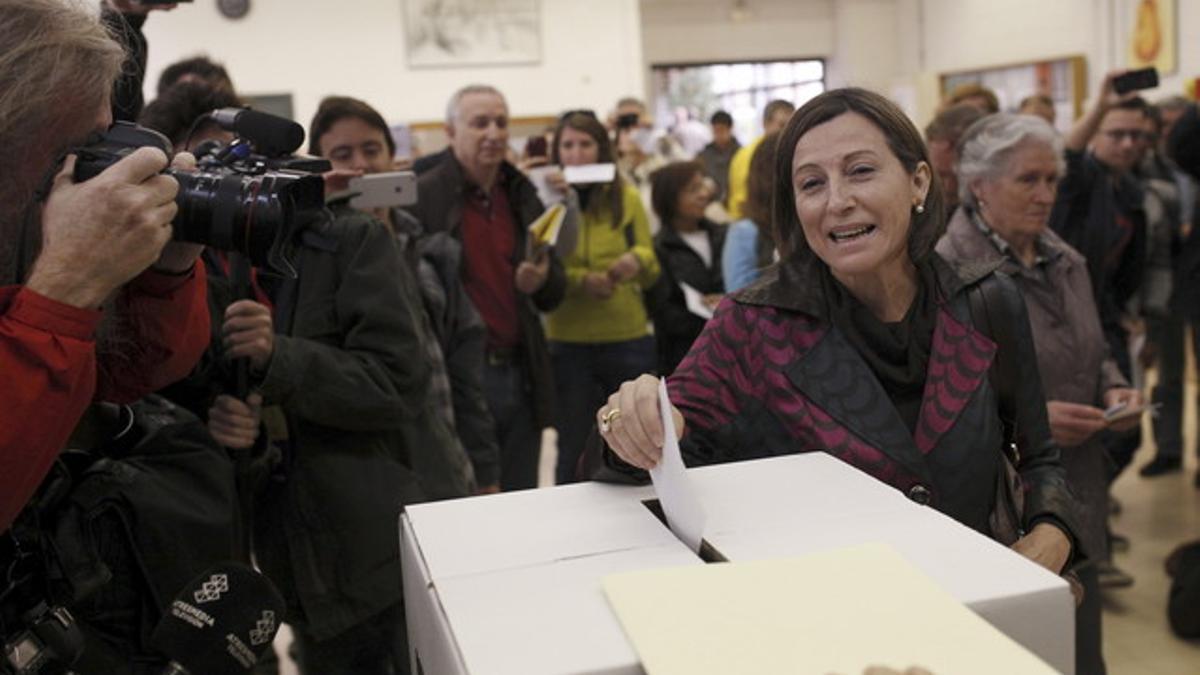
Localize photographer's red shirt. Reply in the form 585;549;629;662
0;265;209;531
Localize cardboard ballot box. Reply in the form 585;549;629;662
401;453;1074;675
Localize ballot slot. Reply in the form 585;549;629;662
640;498;728;563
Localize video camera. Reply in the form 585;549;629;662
72;108;329;274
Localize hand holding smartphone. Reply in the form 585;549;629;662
1112;67;1159;95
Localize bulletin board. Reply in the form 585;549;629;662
940;55;1087;132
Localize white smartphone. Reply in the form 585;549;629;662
348;171;418;209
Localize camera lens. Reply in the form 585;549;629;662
170;169;324;269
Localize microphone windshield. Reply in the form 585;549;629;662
151;562;285;675
210;107;306;156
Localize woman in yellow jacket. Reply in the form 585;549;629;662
545;112;660;484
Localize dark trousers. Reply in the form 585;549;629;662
1150;313;1200;461
1076;565;1106;675
483;357;542;490
1103;324;1141;481
293;603;408;675
549;336;657;484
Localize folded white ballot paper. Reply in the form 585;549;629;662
563;163;617;184
650;378;706;553
679;281;714;320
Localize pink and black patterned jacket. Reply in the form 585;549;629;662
608;253;1081;547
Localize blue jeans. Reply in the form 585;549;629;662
549;336;657;484
483;357;542;491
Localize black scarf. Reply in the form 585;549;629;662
822;262;938;435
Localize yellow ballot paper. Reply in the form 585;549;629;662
527;203;566;256
603;543;1059;675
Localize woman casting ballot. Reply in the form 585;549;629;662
597;88;1081;576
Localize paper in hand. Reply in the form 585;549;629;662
527;204;566;258
650;377;706;553
563;163;617;185
680;282;714;320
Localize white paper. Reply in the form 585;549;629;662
526;165;563;207
563;163;617;184
649;378;706;553
679;282;714;320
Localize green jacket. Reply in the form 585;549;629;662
255;207;471;641
546;184;659;343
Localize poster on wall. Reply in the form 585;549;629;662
403;0;541;68
1122;0;1176;75
941;57;1086;133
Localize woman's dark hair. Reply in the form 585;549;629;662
309;95;395;157
772;87;944;264
551;112;624;225
139;81;241;148
650;160;705;231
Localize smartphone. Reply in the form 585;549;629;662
616;112;641;130
524;136;548;159
1113;67;1159;95
348;171;417;209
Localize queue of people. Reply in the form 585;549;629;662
4;1;1200;674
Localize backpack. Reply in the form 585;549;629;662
2;396;242;674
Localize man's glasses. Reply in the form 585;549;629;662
1102;129;1149;143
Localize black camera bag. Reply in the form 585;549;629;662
3;395;241;674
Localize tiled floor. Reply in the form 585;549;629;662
1103;384;1200;673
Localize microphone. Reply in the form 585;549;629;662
209;107;306;157
152;562;285;675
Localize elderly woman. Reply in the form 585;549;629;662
936;113;1142;675
597;89;1081;577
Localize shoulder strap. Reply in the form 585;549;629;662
967;275;1018;454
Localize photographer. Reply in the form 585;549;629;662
139;82;470;674
0;0;208;533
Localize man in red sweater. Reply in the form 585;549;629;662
0;0;209;532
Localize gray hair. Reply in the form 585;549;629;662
445;84;505;126
955;113;1065;210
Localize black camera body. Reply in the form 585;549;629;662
2;604;82;675
73;110;328;273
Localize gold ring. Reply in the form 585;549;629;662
600;407;621;433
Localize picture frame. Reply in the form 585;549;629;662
402;0;542;68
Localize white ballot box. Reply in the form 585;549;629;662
401;453;1074;675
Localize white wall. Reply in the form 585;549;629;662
137;0;645;133
915;0;1200;120
640;0;834;66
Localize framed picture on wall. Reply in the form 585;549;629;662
940;56;1087;133
1119;0;1177;76
403;0;542;68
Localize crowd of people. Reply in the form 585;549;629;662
3;1;1200;674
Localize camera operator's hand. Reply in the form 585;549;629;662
208;393;263;449
104;0;179;14
515;250;551;294
27;147;178;309
223;300;274;372
154;151;204;273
